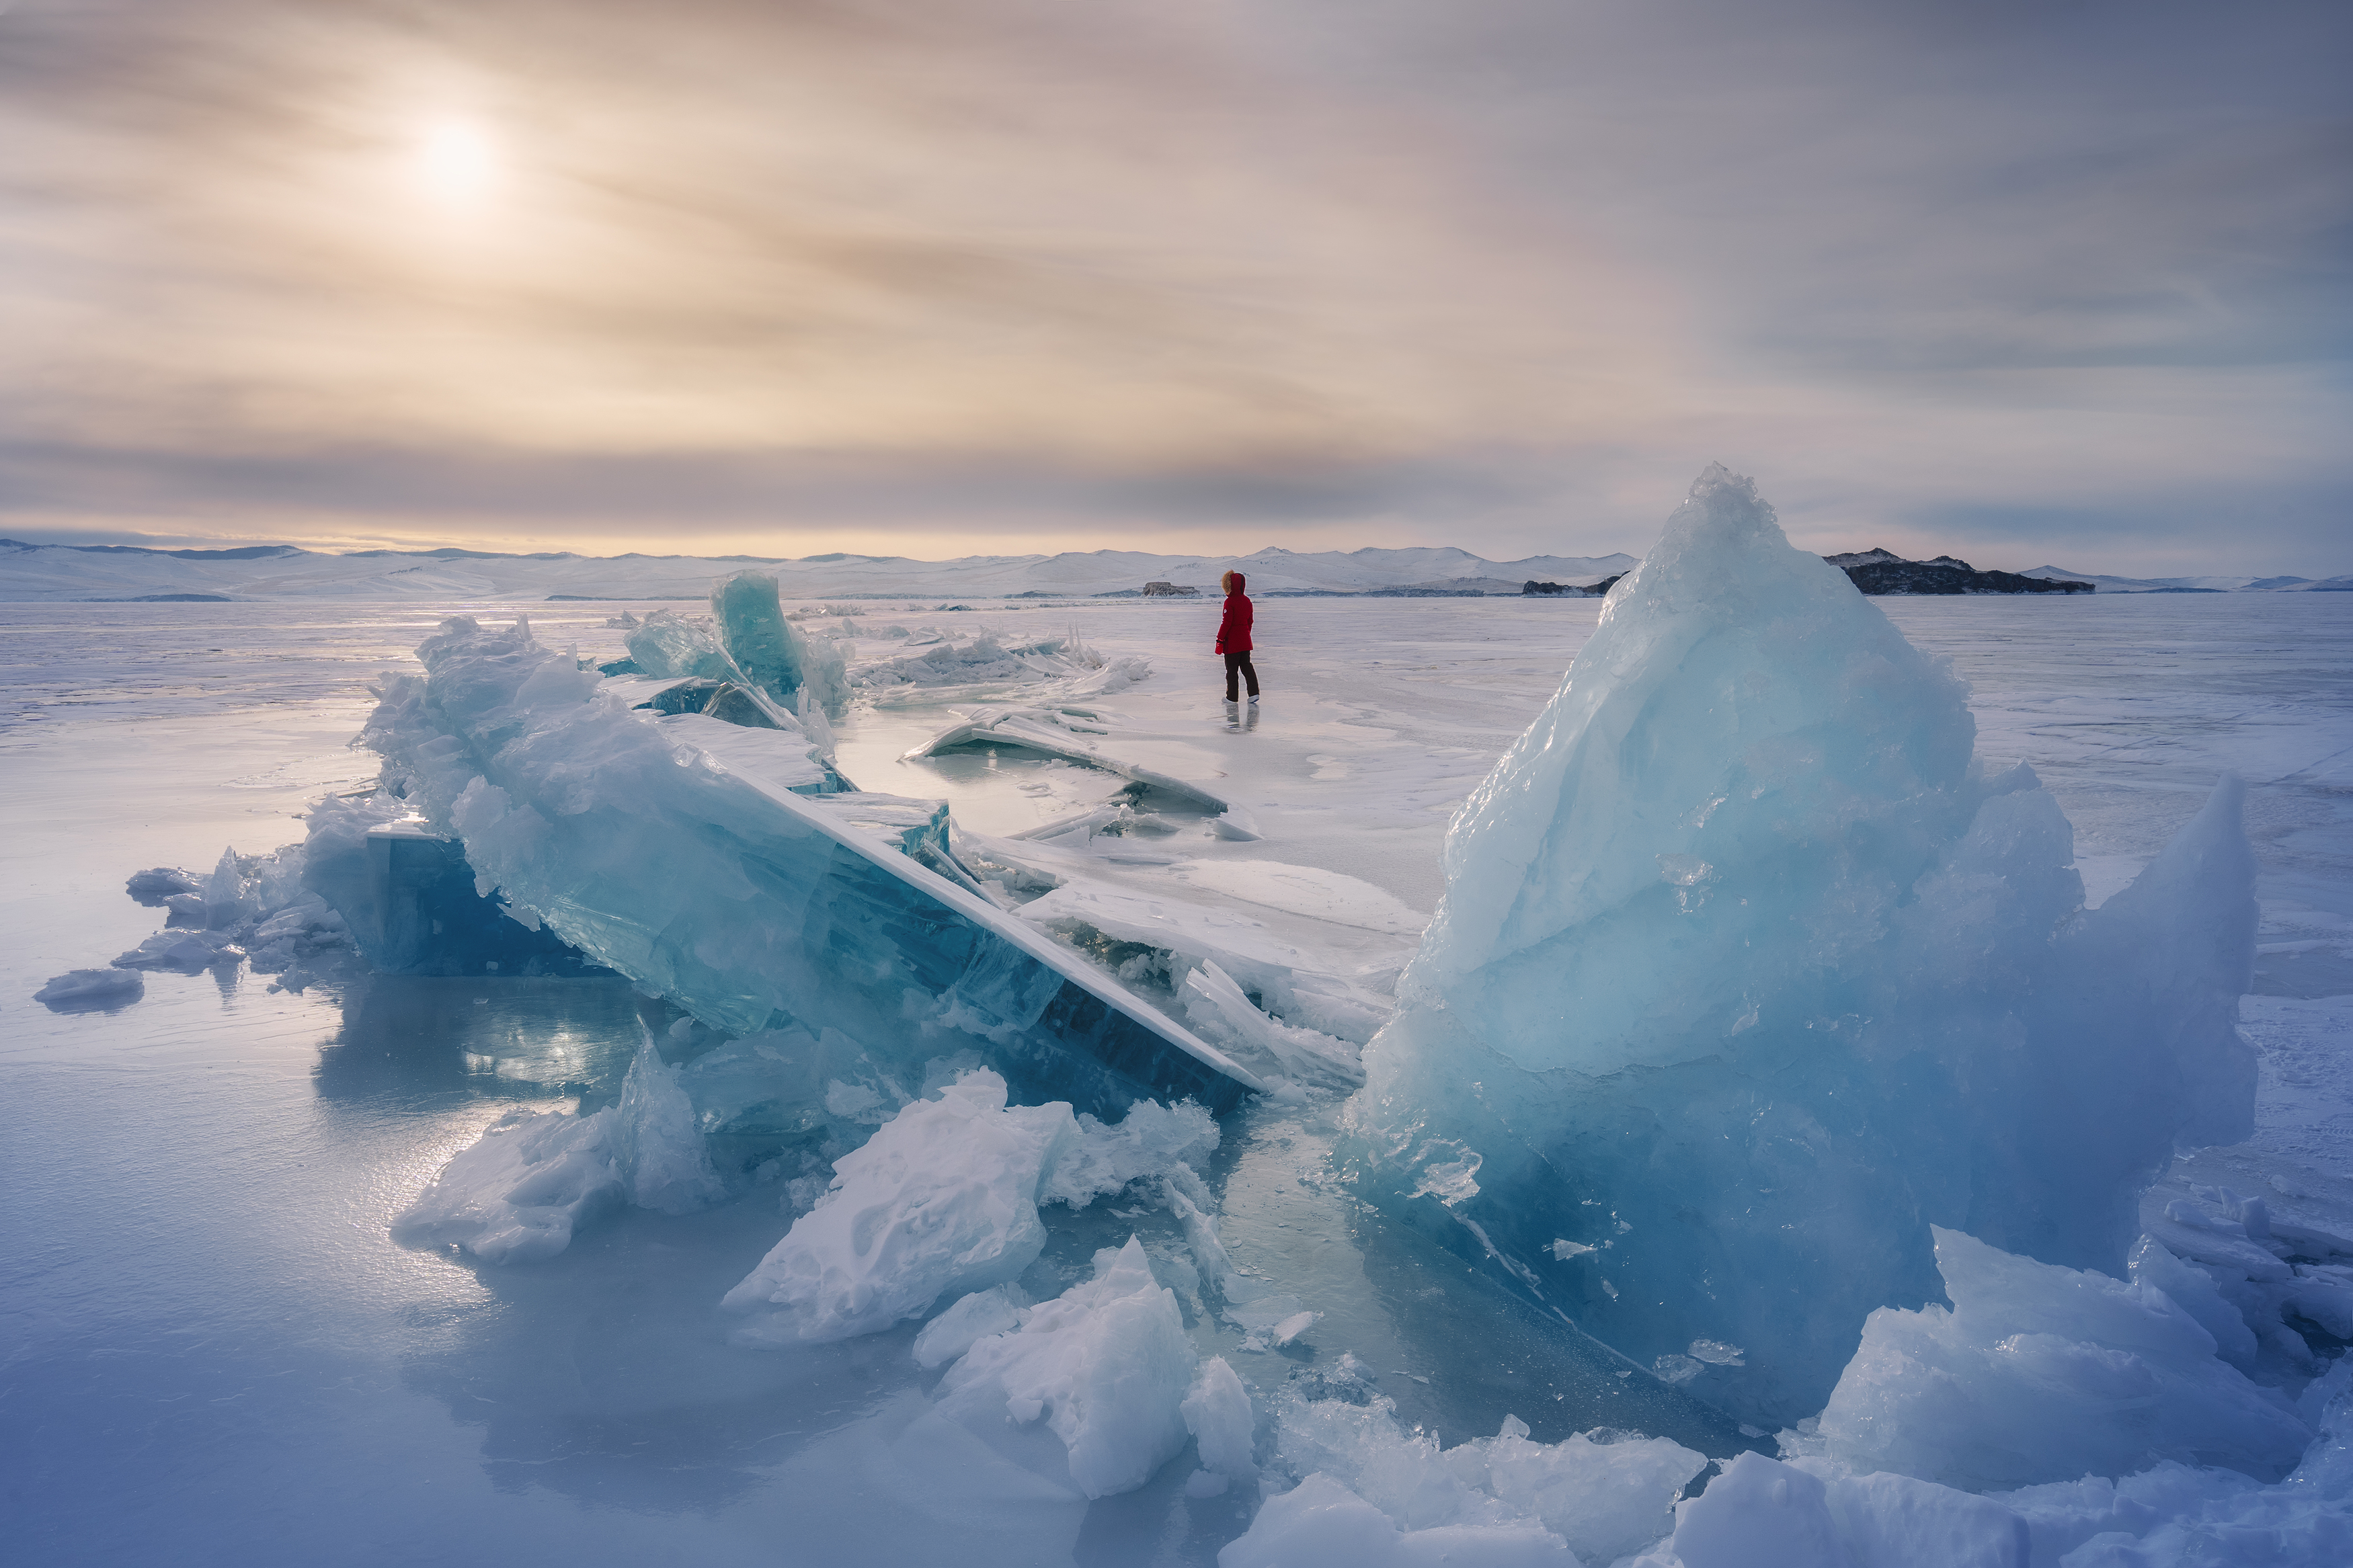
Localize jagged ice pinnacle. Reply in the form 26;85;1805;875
1341;464;2260;1427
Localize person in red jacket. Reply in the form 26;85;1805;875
1215;570;1259;704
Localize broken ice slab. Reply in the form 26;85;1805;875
36;967;145;1010
303;819;614;979
112;930;241;971
1010;876;1394;1044
360;615;1262;1116
124;866;202;905
645;706;850;795
713;567;850;718
904;706;1251;831
599;668;854;790
801;791;992;897
623;608;733;682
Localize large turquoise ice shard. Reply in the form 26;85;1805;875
711;569;809;710
711;569;850;719
1339;465;2259;1428
623;608;735;681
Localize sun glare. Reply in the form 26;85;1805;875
413;118;500;205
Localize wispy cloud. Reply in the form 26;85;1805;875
2;0;2345;570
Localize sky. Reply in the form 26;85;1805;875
1;0;2346;575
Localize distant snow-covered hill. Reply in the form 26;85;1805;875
2020;566;2353;594
5;534;2336;602
0;538;1636;602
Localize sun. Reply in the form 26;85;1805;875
412;118;501;206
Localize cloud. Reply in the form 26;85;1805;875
0;0;2345;572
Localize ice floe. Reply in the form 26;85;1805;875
34;968;145;1009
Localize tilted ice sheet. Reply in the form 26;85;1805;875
356;616;1257;1115
1013;876;1394;1046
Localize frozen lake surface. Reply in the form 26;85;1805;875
5;591;2351;1565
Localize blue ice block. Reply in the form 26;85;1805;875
305;819;611;977
359;616;1259;1117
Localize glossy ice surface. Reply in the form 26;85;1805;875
4;589;2350;1565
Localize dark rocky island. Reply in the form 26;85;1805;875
1825;549;2092;595
1523;575;1624;597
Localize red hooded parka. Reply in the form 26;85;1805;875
1215;573;1253;654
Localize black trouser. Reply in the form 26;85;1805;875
1224;651;1259;701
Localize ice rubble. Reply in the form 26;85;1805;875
2135;1185;2353;1388
1013;877;1392;1046
1184;1356;1261;1495
392;1033;722;1262
711;569;850;718
1632;1450;2032;1568
722;1069;1077;1344
932;1236;1199;1498
1222;1356;1707;1567
1239;1348;2353;1567
1621;1360;2353;1567
1343;465;2263;1427
356;615;1254;1115
124;866;202;903
70;840;355;995
722;1068;1218;1341
1817;1227;2309;1489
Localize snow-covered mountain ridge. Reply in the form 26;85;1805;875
7;534;2342;602
2021;565;2353;594
0;538;1635;602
